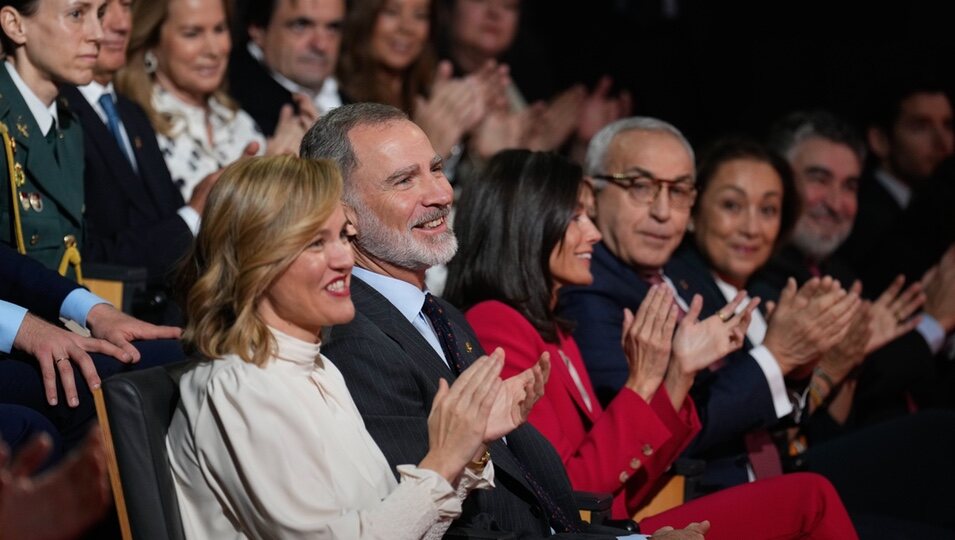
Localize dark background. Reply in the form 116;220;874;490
503;0;954;147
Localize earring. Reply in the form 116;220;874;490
144;50;158;74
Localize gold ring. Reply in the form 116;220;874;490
718;311;732;323
54;357;68;365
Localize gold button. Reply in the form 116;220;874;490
29;233;39;246
618;471;629;483
630;458;642;469
63;234;76;248
642;443;653;456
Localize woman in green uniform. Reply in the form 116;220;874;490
0;0;106;277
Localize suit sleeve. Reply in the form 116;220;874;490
0;243;79;321
323;315;435;474
468;302;686;514
682;349;781;456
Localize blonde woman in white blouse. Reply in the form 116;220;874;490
167;155;548;539
117;0;317;203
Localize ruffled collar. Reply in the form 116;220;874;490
269;326;323;373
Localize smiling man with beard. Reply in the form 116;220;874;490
757;110;955;426
299;103;712;538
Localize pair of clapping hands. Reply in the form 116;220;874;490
420;348;550;483
620;284;759;410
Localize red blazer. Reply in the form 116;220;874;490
466;300;701;518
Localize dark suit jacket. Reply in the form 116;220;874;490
0;66;84;274
558;242;780;488
837;169;904;288
324;277;611;539
0;242;78;321
752;244;941;426
228;46;348;137
59;85;192;285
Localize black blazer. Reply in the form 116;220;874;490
59;85;192;285
324;277;610;539
0;242;78;321
752;244;940;426
228;46;349;137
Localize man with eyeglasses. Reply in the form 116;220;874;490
557;117;807;488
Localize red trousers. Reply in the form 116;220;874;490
639;473;858;540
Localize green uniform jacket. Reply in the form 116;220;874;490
0;64;85;275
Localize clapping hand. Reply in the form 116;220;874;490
621;284;678;402
485;349;550;441
864;275;924;354
671;291;759;375
421;352;503;482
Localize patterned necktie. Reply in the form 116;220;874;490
98;93;135;167
420;294;579;533
640;270;686;321
421;293;467;375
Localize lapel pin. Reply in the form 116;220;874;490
18;191;30;211
465;341;473;353
16;121;28;139
134;136;142;149
679;279;689;290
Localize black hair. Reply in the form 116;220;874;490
444;149;582;343
868;76;952;136
695;136;800;249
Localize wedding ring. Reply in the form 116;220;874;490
54;357;68;365
718;311;732;323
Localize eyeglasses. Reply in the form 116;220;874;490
592;171;697;209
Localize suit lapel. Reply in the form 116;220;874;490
350;277;456;385
60;86;153;215
349;277;540;497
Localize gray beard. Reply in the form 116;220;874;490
790;219;852;261
352;203;458;272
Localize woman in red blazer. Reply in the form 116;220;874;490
444;149;858;539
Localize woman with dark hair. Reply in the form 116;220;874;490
445;149;859;539
676;136;955;536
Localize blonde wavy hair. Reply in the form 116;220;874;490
116;0;236;136
179;155;344;366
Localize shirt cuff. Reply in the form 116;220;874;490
749;345;793;419
0;299;28;353
177;206;201;236
917;314;946;355
60;289;109;329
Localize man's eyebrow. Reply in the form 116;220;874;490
430;155;444;168
804;165;833;178
384;164;420;184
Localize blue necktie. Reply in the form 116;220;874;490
98;93;134;167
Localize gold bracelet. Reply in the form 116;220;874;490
467;449;491;471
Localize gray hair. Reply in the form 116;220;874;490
768;109;867;165
584;117;695;187
299;103;408;203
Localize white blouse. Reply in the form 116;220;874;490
166;328;493;539
152;85;266;202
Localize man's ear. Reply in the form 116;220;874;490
0;7;27;49
342;203;359;233
867;125;891;162
582;176;598;219
247;25;266;50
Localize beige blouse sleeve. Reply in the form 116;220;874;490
192;366;492;540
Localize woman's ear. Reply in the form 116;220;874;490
0;7;27;49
